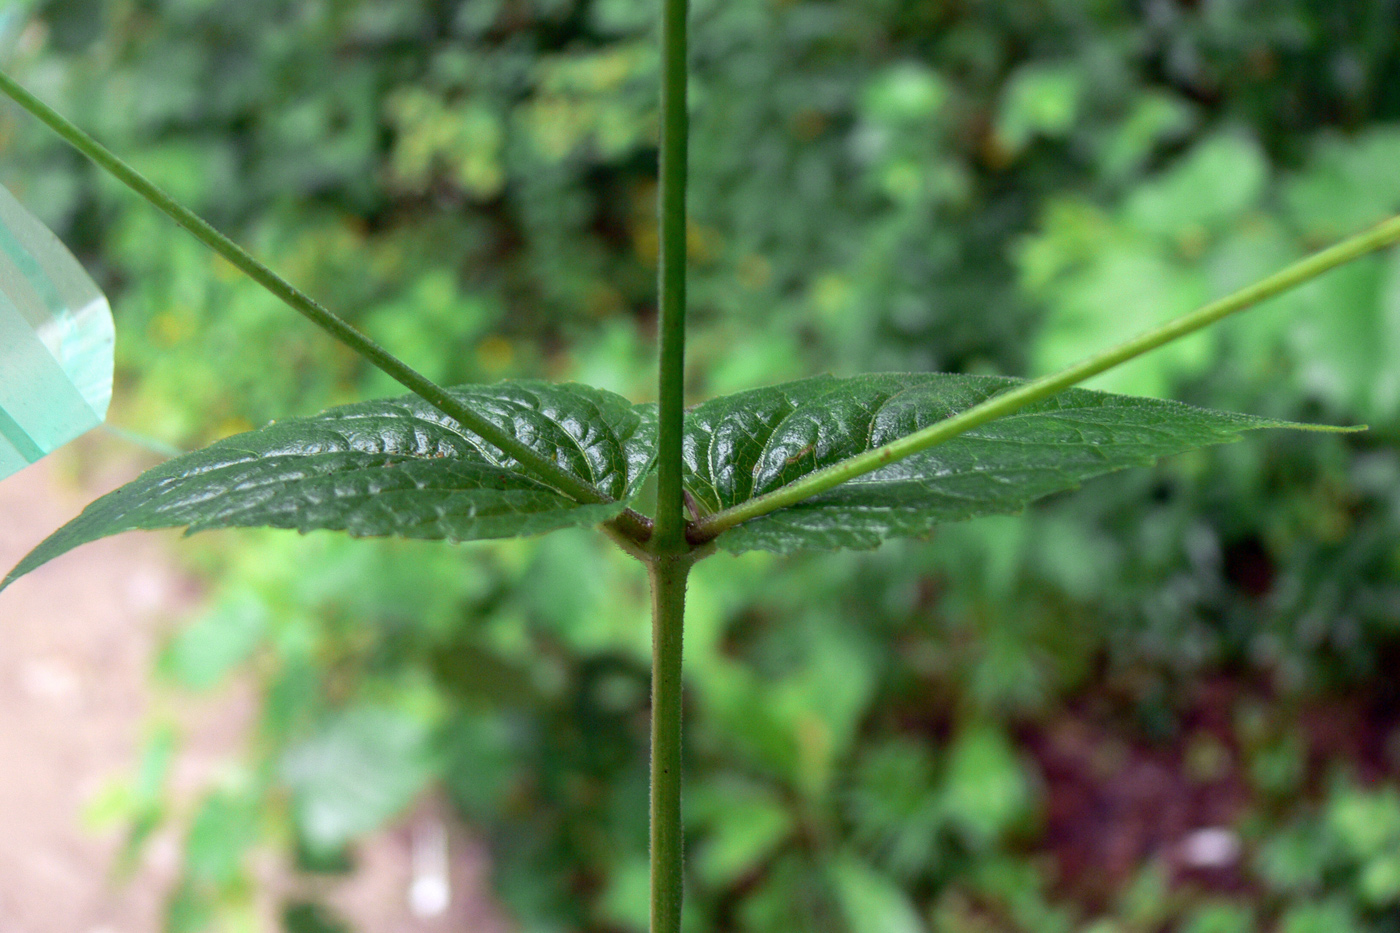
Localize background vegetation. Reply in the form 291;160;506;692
6;0;1400;930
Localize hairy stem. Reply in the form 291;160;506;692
648;0;692;928
0;70;611;507
690;213;1400;542
652;0;690;550
648;554;689;933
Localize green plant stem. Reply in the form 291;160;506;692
0;70;611;509
651;0;691;551
648;0;692;926
689;213;1400;543
648;553;689;933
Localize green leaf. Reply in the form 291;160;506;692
1284;127;1400;241
694;790;795;888
2;380;655;589
158;594;268;690
281;704;435;853
184;789;261;887
828;855;924;933
939;723;1034;849
1326;784;1400;860
995;63;1084;156
1181;903;1255;933
283;901;353;933
1123;132;1267;240
1278;901;1362;933
684;374;1330;554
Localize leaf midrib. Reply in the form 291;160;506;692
703;384;1217;510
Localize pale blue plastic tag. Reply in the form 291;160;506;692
0;183;114;479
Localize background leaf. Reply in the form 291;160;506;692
829;855;925;933
685;374;1329;554
280;704;435;854
10;3;1400;931
3;380;655;588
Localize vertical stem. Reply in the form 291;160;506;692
653;0;690;548
648;555;690;933
650;0;692;927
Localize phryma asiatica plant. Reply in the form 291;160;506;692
2;3;1400;931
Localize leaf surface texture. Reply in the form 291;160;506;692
684;373;1316;553
3;381;655;588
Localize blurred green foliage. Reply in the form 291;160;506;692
9;0;1400;930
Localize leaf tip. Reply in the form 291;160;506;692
1285;421;1368;434
0;558;34;595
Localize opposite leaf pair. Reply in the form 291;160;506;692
2;373;1315;588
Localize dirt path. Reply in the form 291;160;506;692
0;446;507;933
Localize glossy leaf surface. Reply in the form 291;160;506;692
684;374;1325;554
3;381;655;589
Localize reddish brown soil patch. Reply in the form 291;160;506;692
1024;672;1400;912
1023;678;1254;909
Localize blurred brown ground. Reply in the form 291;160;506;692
0;446;507;933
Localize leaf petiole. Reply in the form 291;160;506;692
0;70;613;509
